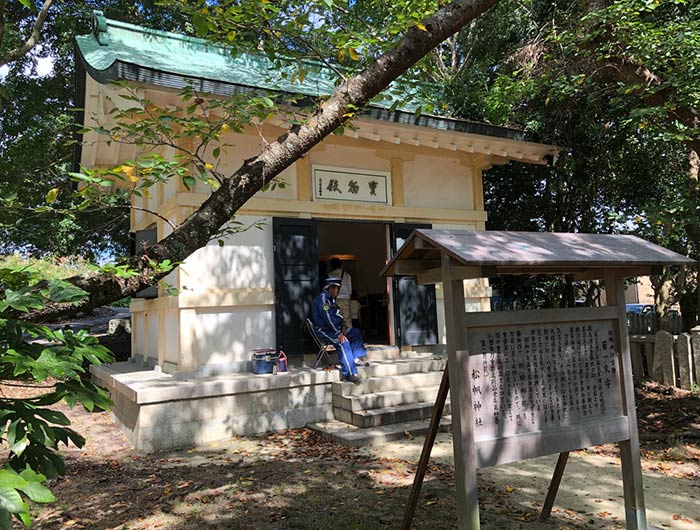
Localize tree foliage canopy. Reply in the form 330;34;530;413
0;0;187;257
0;1;504;523
415;0;699;311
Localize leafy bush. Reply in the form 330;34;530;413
0;264;113;528
0;255;93;283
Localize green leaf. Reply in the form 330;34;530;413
2;289;44;312
9;438;29;458
47;282;87;304
192;13;209;37
0;487;27;515
18;0;32;9
0;470;28;491
18;480;54;504
34;409;70;426
18;469;54;504
52;427;85;449
45;188;59;204
16;510;31;528
0;509;12;530
182;176;196;190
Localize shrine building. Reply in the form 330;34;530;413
76;12;559;451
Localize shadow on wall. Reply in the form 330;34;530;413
117;373;331;452
180;218;272;292
191;307;275;370
175;216;278;369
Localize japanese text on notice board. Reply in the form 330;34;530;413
466;321;624;440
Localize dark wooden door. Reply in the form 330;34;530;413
273;217;319;356
392;223;439;346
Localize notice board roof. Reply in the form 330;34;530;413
381;229;694;281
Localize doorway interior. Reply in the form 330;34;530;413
317;220;391;344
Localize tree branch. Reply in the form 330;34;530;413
597;54;699;147
0;0;53;68
26;0;500;322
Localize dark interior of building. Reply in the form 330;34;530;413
317;220;390;344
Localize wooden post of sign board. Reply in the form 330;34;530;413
441;255;480;530
540;451;569;521
606;272;648;530
401;366;450;530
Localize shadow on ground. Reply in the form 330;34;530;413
33;428;672;530
26;380;700;530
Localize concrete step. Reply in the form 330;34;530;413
333;371;444;397
302;345;431;366
333;400;452;428
364;346;441;362
307;416;453;447
356;356;445;378
332;384;445;412
363;345;401;361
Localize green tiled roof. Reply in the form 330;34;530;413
75;12;347;104
75;11;537;143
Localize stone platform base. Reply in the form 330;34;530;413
91;359;339;452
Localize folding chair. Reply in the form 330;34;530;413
305;318;336;369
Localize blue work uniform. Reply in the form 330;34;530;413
311;290;367;378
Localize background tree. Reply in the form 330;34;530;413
1;0;697;522
0;0;186;258
416;0;698;317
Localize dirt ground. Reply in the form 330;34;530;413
4;381;698;530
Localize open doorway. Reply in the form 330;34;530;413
317;220;390;344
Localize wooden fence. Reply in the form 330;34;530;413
626;312;683;335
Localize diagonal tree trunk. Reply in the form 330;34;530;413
26;0;501;322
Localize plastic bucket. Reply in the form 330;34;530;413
276;350;288;373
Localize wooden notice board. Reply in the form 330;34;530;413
461;307;629;469
381;230;697;530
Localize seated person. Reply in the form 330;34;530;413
311;277;369;383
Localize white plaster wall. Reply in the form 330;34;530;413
174;214;276;369
403;156;474;210
179;215;274;292
133;311;146;358
163;310;180;365
309;144;389;172
146;312;159;360
162;145;180;201
163;169;179;201
133;194;147;228
193;306;275;367
160;216;179;291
